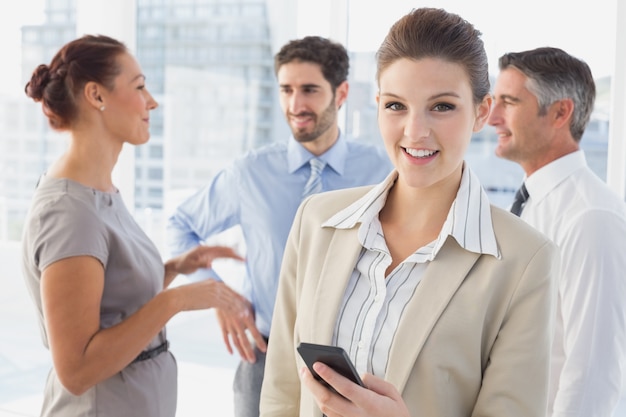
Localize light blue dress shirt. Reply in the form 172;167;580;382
166;134;392;336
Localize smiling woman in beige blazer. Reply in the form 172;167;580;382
260;7;559;417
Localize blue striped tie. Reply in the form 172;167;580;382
302;158;326;200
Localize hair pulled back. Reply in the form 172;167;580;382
376;8;490;105
25;34;127;130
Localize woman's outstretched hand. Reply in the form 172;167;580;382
169;245;244;275
164;245;248;314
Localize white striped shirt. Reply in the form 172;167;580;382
322;164;500;377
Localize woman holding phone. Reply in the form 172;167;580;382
260;7;558;417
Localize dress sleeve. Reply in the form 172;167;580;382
32;195;109;271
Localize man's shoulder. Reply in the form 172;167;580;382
344;141;391;172
346;139;386;155
557;168;626;214
491;204;555;248
232;141;288;166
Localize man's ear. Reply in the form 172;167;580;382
335;81;349;109
552;98;575;129
84;81;104;110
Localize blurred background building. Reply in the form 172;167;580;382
2;0;613;243
0;1;619;415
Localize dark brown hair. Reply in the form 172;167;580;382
274;36;349;91
25;34;127;130
376;8;490;104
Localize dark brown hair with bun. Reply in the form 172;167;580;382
25;34;127;130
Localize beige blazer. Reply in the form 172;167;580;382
260;185;559;417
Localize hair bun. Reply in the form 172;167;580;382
24;64;51;101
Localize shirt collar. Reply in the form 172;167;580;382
287;131;348;175
323;163;500;259
525;150;586;203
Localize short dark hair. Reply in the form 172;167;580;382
274;36;349;91
24;34;127;131
376;7;490;105
498;47;595;142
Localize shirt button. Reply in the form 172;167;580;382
358;340;365;349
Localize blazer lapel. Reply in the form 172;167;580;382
385;238;480;390
310;226;362;344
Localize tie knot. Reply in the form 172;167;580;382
510;182;529;216
302;158;326;200
309;158;325;174
516;183;529;202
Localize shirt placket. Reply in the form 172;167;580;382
354;226;389;372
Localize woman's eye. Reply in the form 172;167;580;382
433;103;454;112
385;102;405;111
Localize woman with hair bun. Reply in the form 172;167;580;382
22;34;248;416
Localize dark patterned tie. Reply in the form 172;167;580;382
302;158;326;200
510;182;529;217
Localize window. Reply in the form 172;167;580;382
2;1;624;416
149;144;164;158
147;186;163;199
148;167;163;180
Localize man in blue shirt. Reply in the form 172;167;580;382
166;36;392;417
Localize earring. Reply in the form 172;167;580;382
100;105;105;111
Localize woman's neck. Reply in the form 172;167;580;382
381;171;460;233
47;131;121;193
378;172;461;276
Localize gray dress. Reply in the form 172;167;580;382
21;176;177;417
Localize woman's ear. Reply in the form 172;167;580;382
473;94;492;132
84;82;105;111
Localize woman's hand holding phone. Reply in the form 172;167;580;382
297;343;364;391
300;363;410;417
297;343;409;417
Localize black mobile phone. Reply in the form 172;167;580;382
297;342;365;392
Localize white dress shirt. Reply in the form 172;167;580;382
323;164;499;378
521;150;626;417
